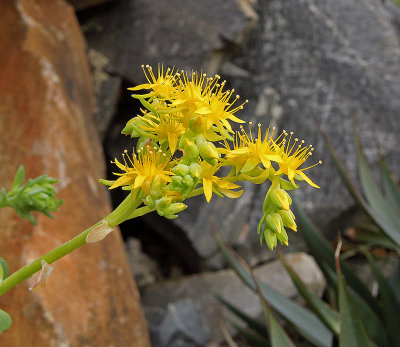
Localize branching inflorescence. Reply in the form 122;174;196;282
102;64;322;250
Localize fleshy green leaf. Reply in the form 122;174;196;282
10;166;25;191
0;258;9;279
0;309;12;333
215;233;333;347
366;253;400;345
338;273;376;347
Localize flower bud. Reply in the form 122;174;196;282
198;141;220;166
145;195;155;208
276;227;289;246
278;209;297;231
183;138;200;159
169;176;184;191
189;115;208;134
173;164;190;177
182;175;194;189
262;228;277;250
189;163;202;180
150;175;166;198
155;196;172;214
269;189;291;210
265;213;283;234
164;202;187;217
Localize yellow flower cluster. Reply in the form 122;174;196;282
103;64;321;249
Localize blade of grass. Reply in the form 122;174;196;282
365;253;400;345
216;232;333;347
292;201;382;316
215;294;268;338
279;253;340;336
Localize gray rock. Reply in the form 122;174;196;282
125;238;162;290
230;0;400;225
88;49;121;140
157;299;209;347
80;0;257;81
142;252;325;343
174;0;400;263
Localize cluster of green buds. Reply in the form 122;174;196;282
103;64;321;250
257;178;298;250
0;166;63;226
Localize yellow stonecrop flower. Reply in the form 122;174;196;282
110;145;174;195
138;112;185;154
200;161;243;202
128;64;179;100
274;131;321;188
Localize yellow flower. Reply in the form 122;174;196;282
110;146;173;194
274;131;321;188
221;124;283;174
128;64;179;100
138;112;185;154
200;161;243;202
172;72;247;139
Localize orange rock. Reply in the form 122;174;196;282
0;0;150;346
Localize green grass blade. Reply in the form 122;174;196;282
230;322;271;347
216;233;333;347
268;310;296;347
279;254;340;336
338;273;377;347
215;294;268;338
378;156;400;214
355;132;400;246
366;253;400;345
293;201;382;315
324;265;389;347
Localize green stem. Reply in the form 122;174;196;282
0;191;147;296
0;219;103;296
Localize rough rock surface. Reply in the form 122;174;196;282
0;0;149;346
142;252;325;343
81;0;258;81
173;0;400;264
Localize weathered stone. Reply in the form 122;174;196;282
81;0;258;81
0;0;149;345
171;0;400;264
157;299;209;347
228;0;400;226
125;237;161;290
67;0;114;11
142;253;325;343
88;49;121;140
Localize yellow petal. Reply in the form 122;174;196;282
219;188;243;199
203;178;213;202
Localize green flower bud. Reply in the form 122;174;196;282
145;195;155;208
262;228;277;250
189;163;202;180
265;213;284;234
150;175;166;198
164;202;187;217
276;227;289;246
183;138;199;159
182;175;194;187
198;141;220;166
155;196;171;213
278;209;297;231
173;164;190;177
169;176;184;191
269;189;291;210
189;115;208;134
